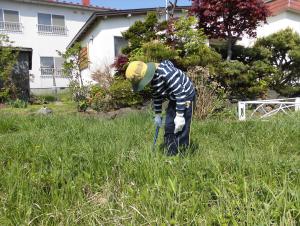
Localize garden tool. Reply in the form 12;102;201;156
152;125;160;151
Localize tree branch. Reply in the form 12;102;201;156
168;0;178;19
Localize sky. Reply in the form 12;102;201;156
72;0;191;10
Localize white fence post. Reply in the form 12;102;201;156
238;102;246;121
295;97;300;111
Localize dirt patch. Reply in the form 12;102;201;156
83;185;110;206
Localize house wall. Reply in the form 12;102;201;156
79;11;185;84
80;14;146;84
239;11;300;46
0;0;93;92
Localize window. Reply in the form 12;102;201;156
0;9;22;32
41;57;54;69
37;13;67;35
4;10;19;22
114;36;128;57
38;13;51;26
40;57;63;77
52;15;65;27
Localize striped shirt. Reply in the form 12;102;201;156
151;60;195;114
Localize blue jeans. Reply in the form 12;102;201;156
164;95;195;156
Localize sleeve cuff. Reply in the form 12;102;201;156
176;111;184;116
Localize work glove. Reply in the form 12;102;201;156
174;113;185;134
154;114;163;128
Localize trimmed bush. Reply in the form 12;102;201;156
90;85;106;99
90;93;114;112
109;78;143;108
129;41;178;63
215;60;272;99
89;85;111;112
89;81;143;112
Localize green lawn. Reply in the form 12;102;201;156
0;106;299;225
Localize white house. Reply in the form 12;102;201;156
241;0;300;46
0;0;111;93
67;7;188;84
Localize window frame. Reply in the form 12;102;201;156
40;56;64;77
37;12;65;27
37;12;67;35
37;13;52;26
52;14;65;27
113;36;128;57
40;56;55;69
0;8;22;32
0;8;20;22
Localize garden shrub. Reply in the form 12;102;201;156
139;84;152;102
188;66;226;119
109;78;143;108
123;15;222;74
254;28;300;96
78;100;89;112
89;81;143;112
90;85;106;99
0;35;19;103
7;98;27;108
90;93;114;112
37;95;57;102
29;94;57;105
111;55;129;77
212;29;300;97
0;88;9;103
175;46;221;71
91;65;114;89
89;85;113;112
211;42;248;61
215;60;272;100
129;41;178;63
169;16;222;70
122;12;159;55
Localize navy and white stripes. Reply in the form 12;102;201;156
151;60;195;114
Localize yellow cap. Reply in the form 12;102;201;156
125;61;156;92
125;61;147;82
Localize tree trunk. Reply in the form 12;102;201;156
226;37;233;61
79;74;84;88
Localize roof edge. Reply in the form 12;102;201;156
11;0;114;11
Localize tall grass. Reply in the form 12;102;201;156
0;111;299;225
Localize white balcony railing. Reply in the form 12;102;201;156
37;24;68;35
0;21;22;32
40;68;64;77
